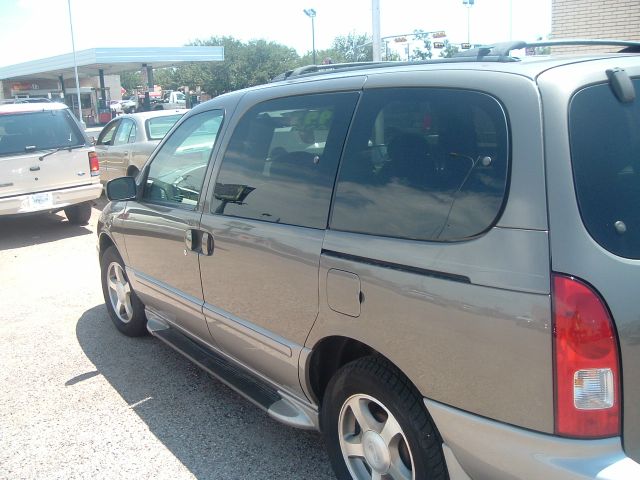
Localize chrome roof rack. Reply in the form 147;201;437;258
271;39;640;82
271;62;390;82
455;39;640;59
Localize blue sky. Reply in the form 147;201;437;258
0;0;552;67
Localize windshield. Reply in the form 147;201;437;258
0;109;84;156
145;114;183;140
569;79;640;259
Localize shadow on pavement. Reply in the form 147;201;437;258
75;305;336;480
0;212;92;250
92;194;109;213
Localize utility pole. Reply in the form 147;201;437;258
67;0;84;128
372;0;381;61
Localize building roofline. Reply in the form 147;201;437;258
0;46;224;80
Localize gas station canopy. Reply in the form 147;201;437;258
0;46;225;80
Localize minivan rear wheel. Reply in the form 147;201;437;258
64;201;92;225
321;356;447;480
100;246;147;336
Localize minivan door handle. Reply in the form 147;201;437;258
201;232;214;256
184;229;214;256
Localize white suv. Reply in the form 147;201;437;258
0;102;102;224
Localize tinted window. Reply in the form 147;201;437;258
0;109;84;155
114;118;134;145
570;80;640;259
146;114;183;140
331;88;509;241
97;119;120;146
143;110;223;208
128;123;137;143
211;92;359;229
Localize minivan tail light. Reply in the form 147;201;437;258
553;273;620;438
89;151;99;176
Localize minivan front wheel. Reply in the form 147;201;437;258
100;246;147;336
321;356;447;480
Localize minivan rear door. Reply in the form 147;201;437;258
198;84;362;400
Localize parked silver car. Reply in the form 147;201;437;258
95;109;185;183
98;40;640;479
0;102;101;224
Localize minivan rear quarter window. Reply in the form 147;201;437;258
570;79;640;259
330;88;509;241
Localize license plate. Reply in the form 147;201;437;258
28;192;53;210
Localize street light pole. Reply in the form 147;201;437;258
67;0;84;128
304;9;317;65
463;0;475;45
372;0;381;61
509;0;513;40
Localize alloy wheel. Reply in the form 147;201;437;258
338;394;415;480
106;261;133;323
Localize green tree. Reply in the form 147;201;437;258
178;36;299;95
301;33;373;65
119;71;142;93
439;40;460;58
411;30;434;60
298;48;336;66
330;33;373;62
534;36;551;55
241;39;300;85
153;68;181;91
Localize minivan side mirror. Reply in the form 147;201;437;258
106;176;137;201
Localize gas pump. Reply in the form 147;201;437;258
92;87;112;124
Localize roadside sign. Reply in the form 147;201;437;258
433;42;445;49
461;43;472;50
432;31;447;38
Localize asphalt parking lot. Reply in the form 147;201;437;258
0;199;336;479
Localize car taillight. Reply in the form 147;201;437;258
89;151;99;176
553;273;620;438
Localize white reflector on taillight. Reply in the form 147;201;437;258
574;368;615;410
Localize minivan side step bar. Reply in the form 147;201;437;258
146;312;318;430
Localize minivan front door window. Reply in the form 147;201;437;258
143;110;224;208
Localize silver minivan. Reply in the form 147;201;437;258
0;102;101;224
98;41;640;479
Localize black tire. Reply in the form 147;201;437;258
64;201;92;225
321;356;448;480
100;245;147;336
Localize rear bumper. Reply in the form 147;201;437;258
425;399;640;480
0;183;103;216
